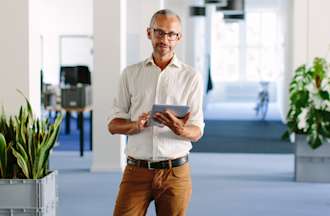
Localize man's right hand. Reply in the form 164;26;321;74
108;112;150;135
128;112;150;134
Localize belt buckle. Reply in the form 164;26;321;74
147;161;154;170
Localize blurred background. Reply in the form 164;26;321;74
1;0;330;215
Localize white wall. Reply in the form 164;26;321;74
163;0;190;62
0;0;41;116
293;0;330;67
92;0;127;172
278;0;330;122
126;0;193;65
306;0;330;61
40;0;93;84
126;0;163;65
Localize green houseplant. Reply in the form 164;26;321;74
283;57;330;182
283;57;330;149
0;92;63;214
0;94;63;179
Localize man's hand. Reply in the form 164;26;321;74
153;110;190;136
127;112;150;135
108;112;150;135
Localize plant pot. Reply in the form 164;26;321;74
295;135;330;183
0;171;58;216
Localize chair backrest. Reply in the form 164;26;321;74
76;65;91;85
60;65;91;86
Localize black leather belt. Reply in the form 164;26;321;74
127;155;188;169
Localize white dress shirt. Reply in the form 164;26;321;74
111;55;205;161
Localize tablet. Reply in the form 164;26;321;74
148;104;190;127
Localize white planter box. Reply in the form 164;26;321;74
0;171;58;216
295;135;330;183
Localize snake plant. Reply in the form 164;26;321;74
0;93;62;179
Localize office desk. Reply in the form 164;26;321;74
46;106;92;157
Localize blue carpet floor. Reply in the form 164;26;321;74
49;152;330;216
54;112;291;154
192;120;293;154
54;113;92;152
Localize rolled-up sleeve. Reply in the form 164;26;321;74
187;72;205;135
110;69;131;121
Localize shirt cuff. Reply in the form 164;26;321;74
107;112;130;125
188;120;205;136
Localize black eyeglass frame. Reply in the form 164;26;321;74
149;28;181;41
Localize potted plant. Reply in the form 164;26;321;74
0;93;63;215
283;57;330;182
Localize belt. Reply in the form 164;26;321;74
127;155;188;169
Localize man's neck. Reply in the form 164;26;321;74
152;52;174;71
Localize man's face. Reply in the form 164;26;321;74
147;15;182;57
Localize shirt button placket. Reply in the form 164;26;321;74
152;69;162;161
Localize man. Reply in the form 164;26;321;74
108;9;204;216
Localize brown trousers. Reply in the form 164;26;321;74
113;162;192;216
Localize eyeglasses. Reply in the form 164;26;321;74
150;28;180;41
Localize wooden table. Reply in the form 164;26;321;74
46;106;93;157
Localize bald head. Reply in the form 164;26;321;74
149;9;182;28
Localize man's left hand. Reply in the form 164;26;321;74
153;110;191;136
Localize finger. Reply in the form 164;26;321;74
138;114;149;123
141;112;149;117
154;113;171;125
183;112;191;120
153;115;165;125
158;112;171;122
140;115;150;120
141;119;148;127
153;112;161;122
140;112;150;121
164;110;177;121
140;118;150;128
183;112;191;123
164;109;176;116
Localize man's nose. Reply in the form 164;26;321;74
159;35;169;43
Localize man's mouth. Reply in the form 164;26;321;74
158;44;168;48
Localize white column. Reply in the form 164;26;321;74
203;4;216;108
126;0;163;65
92;0;127;172
277;0;295;122
292;0;330;68
185;1;207;80
307;0;330;60
292;0;308;68
0;0;41;116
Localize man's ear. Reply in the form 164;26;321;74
147;28;152;40
177;33;182;42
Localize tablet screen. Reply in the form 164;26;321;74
148;104;190;127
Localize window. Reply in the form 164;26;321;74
212;8;283;83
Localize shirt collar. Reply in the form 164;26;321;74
144;54;182;69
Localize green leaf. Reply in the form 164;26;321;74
281;131;290;141
19;118;26;145
16;89;33;118
285;57;330;149
319;91;330;100
27;128;34;173
0;133;7;178
16;142;30;178
34;115;62;178
11;147;30;179
1;92;63;179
